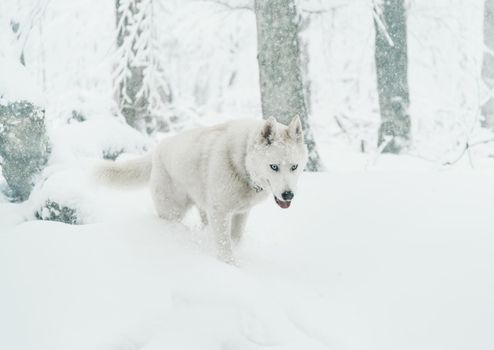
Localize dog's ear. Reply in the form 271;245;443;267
260;117;276;145
288;115;304;143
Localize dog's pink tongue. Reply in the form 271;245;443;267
275;197;291;209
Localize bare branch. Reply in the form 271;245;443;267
195;0;252;11
443;138;494;166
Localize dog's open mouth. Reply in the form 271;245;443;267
274;196;291;209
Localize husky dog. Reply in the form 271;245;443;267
97;116;308;263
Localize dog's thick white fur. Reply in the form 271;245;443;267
96;117;308;263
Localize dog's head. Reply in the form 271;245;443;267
246;116;308;209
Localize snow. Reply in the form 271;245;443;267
0;58;43;105
47;117;150;164
1;164;494;350
1;1;493;349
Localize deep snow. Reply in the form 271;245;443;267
1;167;494;350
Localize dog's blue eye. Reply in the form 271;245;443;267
291;164;298;171
270;164;279;172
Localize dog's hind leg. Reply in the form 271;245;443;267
199;210;208;227
231;211;249;244
149;163;190;222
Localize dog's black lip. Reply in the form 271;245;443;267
274;196;291;209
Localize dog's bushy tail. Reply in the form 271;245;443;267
95;153;152;187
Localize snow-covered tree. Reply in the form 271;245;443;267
373;0;411;154
254;0;321;171
114;0;171;135
482;0;494;129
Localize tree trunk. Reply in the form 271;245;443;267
482;0;494;128
374;0;411;154
254;0;321;171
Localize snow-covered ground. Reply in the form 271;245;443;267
1;160;494;350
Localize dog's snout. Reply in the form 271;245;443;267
281;191;294;201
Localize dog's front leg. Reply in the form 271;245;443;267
210;211;234;264
231;211;249;244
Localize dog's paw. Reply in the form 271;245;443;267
218;251;237;266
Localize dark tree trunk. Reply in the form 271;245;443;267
374;0;411;154
254;0;321;171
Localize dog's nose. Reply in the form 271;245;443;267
281;191;294;201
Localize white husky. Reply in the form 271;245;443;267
97;116;308;263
